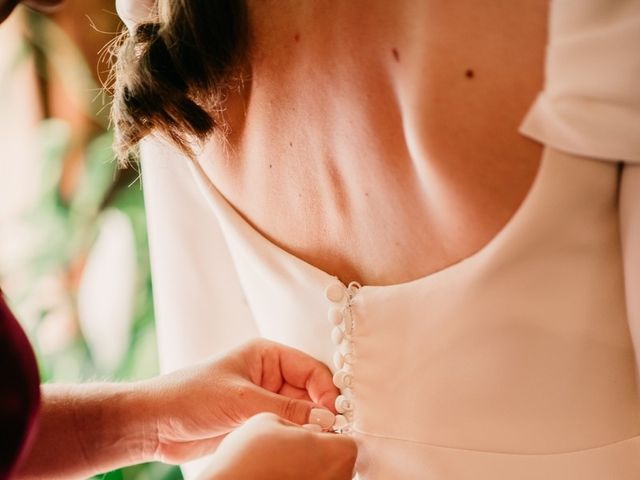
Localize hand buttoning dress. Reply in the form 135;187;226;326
141;1;640;478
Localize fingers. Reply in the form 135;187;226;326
245;411;297;428
206;413;358;480
316;432;359;478
274;414;359;479
246;386;336;428
256;340;338;411
157;435;226;464
278;383;312;401
246;412;357;458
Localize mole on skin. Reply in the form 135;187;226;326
465;69;475;79
392;48;400;62
294;33;300;42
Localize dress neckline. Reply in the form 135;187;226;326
189;146;547;292
181;0;554;293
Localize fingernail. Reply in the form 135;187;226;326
302;423;323;432
308;408;335;429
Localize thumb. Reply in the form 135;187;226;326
249;388;336;429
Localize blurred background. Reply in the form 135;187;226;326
0;2;182;478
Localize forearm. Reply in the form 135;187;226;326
15;382;158;479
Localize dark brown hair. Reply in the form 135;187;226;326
110;0;248;164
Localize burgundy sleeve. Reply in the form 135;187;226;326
0;292;41;480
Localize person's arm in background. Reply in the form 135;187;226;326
518;0;640;372
15;339;353;480
140;137;259;373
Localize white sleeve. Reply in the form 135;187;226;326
141;138;258;478
520;0;640;162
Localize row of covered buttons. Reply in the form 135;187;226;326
325;280;360;433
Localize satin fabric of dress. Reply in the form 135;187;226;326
139;0;640;477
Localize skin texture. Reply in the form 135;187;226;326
15;340;354;479
1;2;355;479
202;0;548;286
201;413;358;480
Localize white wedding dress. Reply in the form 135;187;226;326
140;1;640;478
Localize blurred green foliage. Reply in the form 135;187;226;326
1;7;183;480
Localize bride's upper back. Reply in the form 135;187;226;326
117;0;548;286
199;0;549;286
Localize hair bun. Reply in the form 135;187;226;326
111;0;248;165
